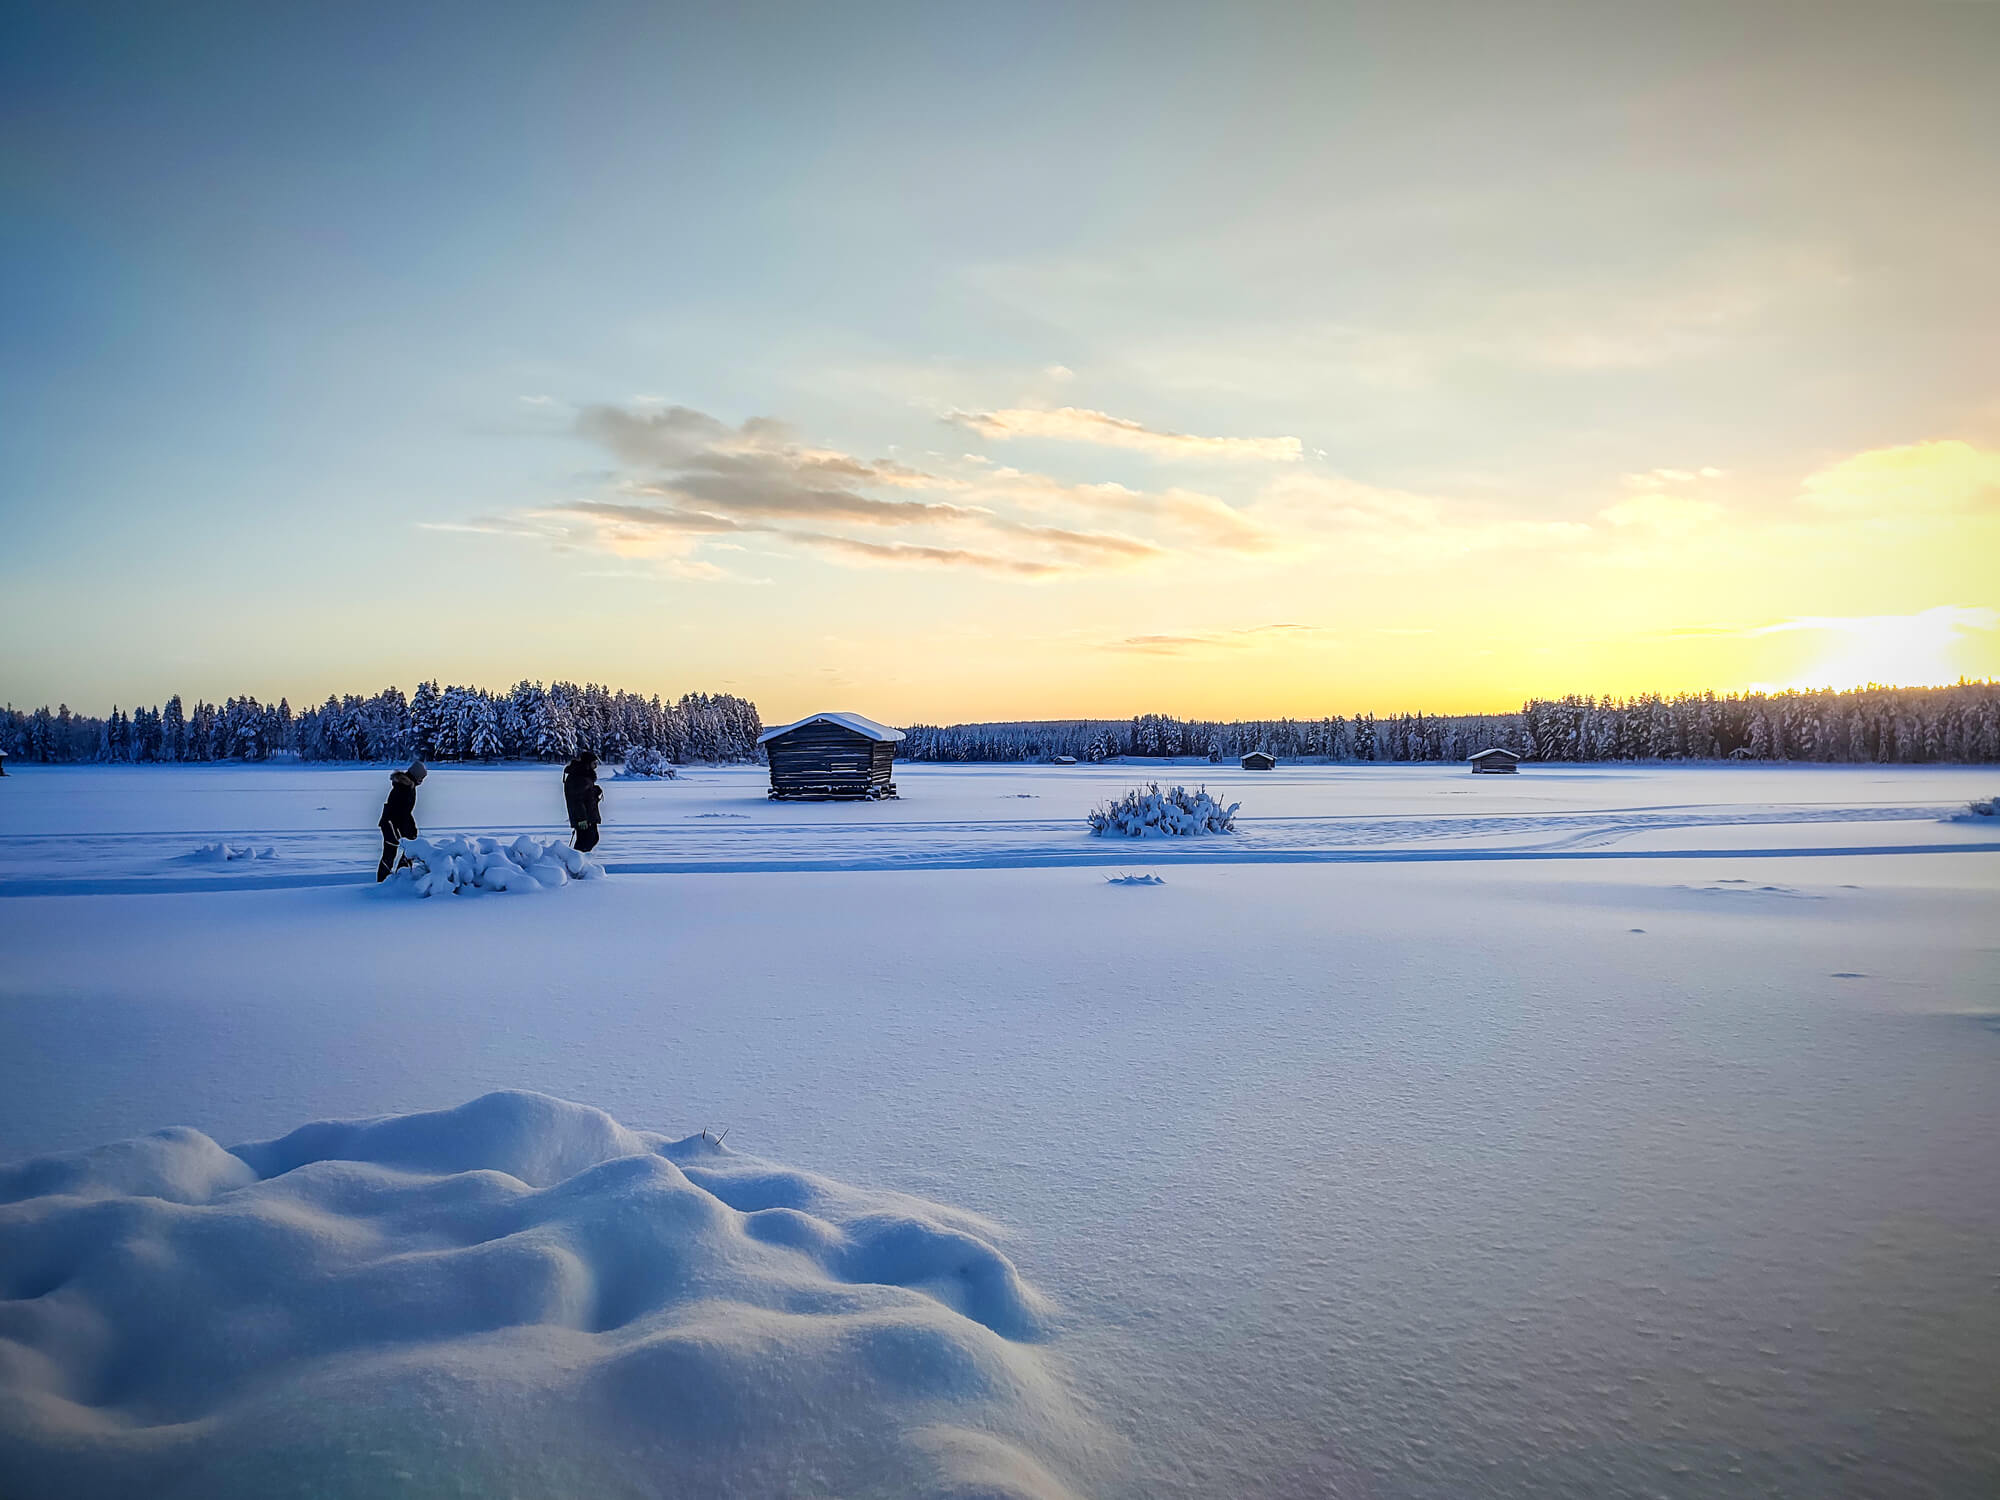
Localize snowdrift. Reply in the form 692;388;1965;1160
387;834;606;896
1944;794;1998;822
1086;783;1238;837
0;1091;1095;1500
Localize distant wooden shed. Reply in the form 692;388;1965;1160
1240;750;1277;771
1468;747;1522;774
1050;755;1078;766
758;711;905;800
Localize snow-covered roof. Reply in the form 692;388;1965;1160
757;711;906;745
1467;746;1522;760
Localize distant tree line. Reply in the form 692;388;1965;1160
0;682;763;765
7;679;1996;767
902;682;2000;765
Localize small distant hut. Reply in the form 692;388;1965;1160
1240;750;1277;771
759;711;905;800
1468;747;1522;774
1050;755;1078;766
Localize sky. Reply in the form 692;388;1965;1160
2;1;1997;724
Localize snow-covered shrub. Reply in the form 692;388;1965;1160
1086;783;1238;837
388;834;605;897
1105;873;1166;885
620;746;677;779
1946;794;1998;822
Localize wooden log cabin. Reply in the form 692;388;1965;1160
1240;750;1276;770
1468;747;1523;774
758;712;905;800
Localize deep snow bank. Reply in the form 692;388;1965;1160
0;1092;1095;1500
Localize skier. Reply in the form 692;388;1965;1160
563;751;603;853
376;761;427;881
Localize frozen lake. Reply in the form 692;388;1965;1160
1;762;1996;1497
1;760;1995;893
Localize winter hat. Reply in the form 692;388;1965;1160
406;761;428;782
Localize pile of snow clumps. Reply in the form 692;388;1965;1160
389;835;605;896
1087;783;1239;837
1947;794;1999;822
619;746;678;778
191;841;277;862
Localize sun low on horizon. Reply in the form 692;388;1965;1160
2;3;1997;726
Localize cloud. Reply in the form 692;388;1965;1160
531;401;1287;579
947;406;1303;462
1622;466;1725;490
441;398;1608;587
784;532;1068;578
1748;604;1998;639
976;469;1277;553
1798;440;2000;516
1255;472;1593;560
1105;623;1321;655
1599;493;1725;536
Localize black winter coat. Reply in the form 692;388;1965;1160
379;775;419;838
563;763;602;827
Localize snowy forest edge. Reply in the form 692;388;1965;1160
5;680;2000;766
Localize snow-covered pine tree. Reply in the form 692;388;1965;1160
161;695;186;762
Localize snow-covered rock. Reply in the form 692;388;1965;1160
387;834;606;896
0;1091;1095;1500
1086;783;1239;837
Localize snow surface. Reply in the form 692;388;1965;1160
4;761;1996;895
0;1091;1096;1499
1;764;1998;1497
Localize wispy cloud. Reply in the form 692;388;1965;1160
1255;472;1593;560
1622;466;1725;490
1748;605;1997;639
1106;623;1321;655
1600;492;1725;536
947;405;1303;463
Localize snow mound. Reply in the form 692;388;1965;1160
1086;783;1238;837
1944;794;1999;822
0;1091;1095;1500
385;834;605;896
1104;873;1165;886
619;746;677;778
188;842;277;862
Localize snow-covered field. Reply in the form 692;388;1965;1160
2;763;1997;1497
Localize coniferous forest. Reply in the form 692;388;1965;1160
2;680;1996;766
0;683;763;766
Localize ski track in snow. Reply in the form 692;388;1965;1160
2;792;1993;894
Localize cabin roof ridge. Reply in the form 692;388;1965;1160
756;710;906;745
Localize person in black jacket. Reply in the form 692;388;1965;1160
376;761;427;881
563;752;603;852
